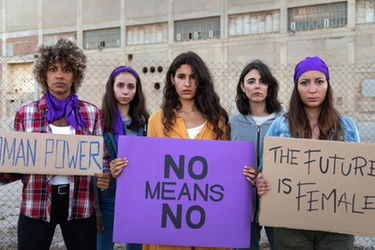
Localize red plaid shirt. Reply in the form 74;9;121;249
0;94;110;222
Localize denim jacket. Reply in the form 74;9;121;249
260;114;360;171
100;124;147;197
94;120;147;216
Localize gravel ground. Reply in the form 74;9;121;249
1;181;374;249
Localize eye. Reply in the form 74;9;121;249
48;67;56;72
63;68;72;73
300;81;308;86
317;79;325;84
128;85;135;89
177;74;184;79
116;82;124;88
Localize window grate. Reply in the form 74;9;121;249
175;17;220;41
229;10;280;36
356;0;375;23
83;28;120;49
288;2;347;31
127;23;167;45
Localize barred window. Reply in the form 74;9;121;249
229;10;280;36
127;23;167;45
288;2;347;31
357;0;375;23
175;17;220;41
83;28;120;49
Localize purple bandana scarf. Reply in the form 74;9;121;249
45;91;87;130
114;107;126;144
293;56;330;83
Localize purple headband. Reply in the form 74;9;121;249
293;56;330;83
111;66;139;79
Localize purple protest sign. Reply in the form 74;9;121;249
113;136;254;248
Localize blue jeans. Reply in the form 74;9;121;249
97;195;142;250
234;221;276;250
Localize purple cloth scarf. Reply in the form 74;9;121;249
114;107;126;144
45;91;87;130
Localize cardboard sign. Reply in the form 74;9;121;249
113;136;254;248
259;137;375;236
0;131;103;175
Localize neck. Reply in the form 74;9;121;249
117;104;130;120
178;99;197;113
305;106;322;126
249;101;269;117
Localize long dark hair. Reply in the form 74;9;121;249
288;78;344;140
162;51;229;139
102;66;149;134
235;60;282;115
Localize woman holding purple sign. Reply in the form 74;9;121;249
230;59;283;250
96;66;149;250
144;51;230;250
256;56;360;250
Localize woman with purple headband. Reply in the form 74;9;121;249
95;66;149;250
256;56;360;250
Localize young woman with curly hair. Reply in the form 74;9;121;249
0;38;111;250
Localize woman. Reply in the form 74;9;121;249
230;60;282;250
0;38;110;250
97;66;149;250
145;51;230;250
256;56;360;250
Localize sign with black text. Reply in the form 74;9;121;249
114;136;254;248
259;137;375;236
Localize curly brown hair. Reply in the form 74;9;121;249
33;38;87;94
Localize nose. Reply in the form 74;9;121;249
308;83;317;93
184;77;192;87
55;69;64;79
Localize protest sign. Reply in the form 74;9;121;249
113;136;254;248
0;131;103;175
259;137;375;236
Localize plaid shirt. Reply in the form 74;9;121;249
0;94;110;222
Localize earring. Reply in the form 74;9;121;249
242;92;247;99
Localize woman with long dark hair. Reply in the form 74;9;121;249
144;51;230;250
256;56;359;250
97;66;149;250
230;60;282;250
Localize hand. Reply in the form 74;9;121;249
110;158;128;178
96;216;104;232
243;166;259;186
94;172;111;190
256;173;271;196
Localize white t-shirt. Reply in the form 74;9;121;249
252;113;276;126
187;122;206;139
49;124;75;185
